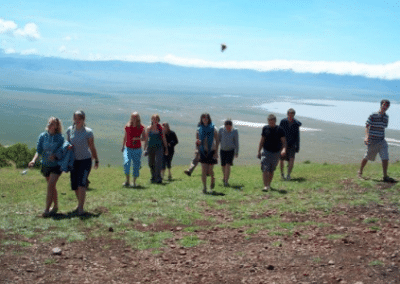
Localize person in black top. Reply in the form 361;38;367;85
257;114;287;191
161;122;179;180
279;108;302;181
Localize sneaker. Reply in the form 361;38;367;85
357;171;363;179
49;207;58;215
122;182;129;187
224;181;229;187
42;211;51;218
286;174;291;181
184;170;192;177
383;176;396;183
262;186;270;192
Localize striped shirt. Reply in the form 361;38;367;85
366;112;389;142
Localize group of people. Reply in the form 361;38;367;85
30;99;394;217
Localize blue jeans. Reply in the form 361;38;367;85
123;147;142;178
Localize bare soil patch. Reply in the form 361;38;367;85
2;203;400;283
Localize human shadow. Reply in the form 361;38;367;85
287;177;306;183
270;187;288;194
227;184;244;191
371;178;398;184
206;191;226;196
49;210;101;220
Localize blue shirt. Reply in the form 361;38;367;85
36;132;64;167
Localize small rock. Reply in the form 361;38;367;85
176;226;182;231
52;247;62;255
266;265;274;270
142;224;148;227
328;260;335;265
179;250;186;255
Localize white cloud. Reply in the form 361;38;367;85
0;19;17;34
14;23;41;40
21;48;38;55
59;45;67;53
4;48;15;54
63;36;72;41
112;55;400;80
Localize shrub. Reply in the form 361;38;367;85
3;143;37;169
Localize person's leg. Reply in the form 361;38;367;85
287;157;295;179
76;159;91;214
225;164;231;184
382;159;389;178
132;148;142;187
148;148;156;181
77;186;86;214
154;147;164;182
262;170;268;188
201;163;208;192
123;148;131;185
185;150;199;175
44;176;52;213
280;159;285;179
209;164;215;189
266;171;274;187
358;158;368;177
48;173;60;212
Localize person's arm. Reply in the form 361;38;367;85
121;131;127;152
280;136;287;156
28;152;40;168
143;127;149;155
257;136;265;159
29;134;44;167
88;137;99;169
213;128;219;158
162;129;169;156
234;129;239;158
364;125;370;145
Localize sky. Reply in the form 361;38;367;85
1;0;400;79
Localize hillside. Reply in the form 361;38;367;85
1;162;400;283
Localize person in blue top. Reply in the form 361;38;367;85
66;110;99;216
29;117;64;217
197;113;219;194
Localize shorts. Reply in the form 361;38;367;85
280;145;296;161
220;150;235;166
162;153;174;170
364;140;389;161
70;158;92;190
199;150;217;165
41;165;62;177
261;151;280;172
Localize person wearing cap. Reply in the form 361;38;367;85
218;119;239;186
279;108;302;181
66;110;99;216
257;114;287;191
358;99;395;182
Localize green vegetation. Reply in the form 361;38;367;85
0;143;37;168
1;154;400;251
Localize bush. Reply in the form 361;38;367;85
0;145;11;168
2;143;37;169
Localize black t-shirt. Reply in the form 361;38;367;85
261;125;285;153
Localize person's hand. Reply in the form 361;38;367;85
165;149;169;156
364;137;369;145
257;153;261;159
28;160;35;168
121;146;125;152
213;151;218;159
196;139;201;146
67;145;73;150
94;161;99;169
144;150;148;156
235;154;238;158
281;149;286;157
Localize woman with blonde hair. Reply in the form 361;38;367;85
144;114;168;183
29;117;64;217
66;110;99;215
121;112;146;187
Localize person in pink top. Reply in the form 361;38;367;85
121;112;146;187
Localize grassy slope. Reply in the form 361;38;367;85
1;162;400;251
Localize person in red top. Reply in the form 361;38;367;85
121;112;146;187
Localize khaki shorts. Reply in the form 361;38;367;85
364;140;389;161
261;151;280;172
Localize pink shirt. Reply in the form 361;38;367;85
125;125;144;148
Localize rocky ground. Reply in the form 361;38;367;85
1;192;400;283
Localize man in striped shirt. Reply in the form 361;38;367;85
358;99;395;182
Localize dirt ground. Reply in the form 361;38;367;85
2;184;400;283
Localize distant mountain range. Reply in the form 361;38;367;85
0;52;399;102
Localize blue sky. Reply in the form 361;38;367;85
1;0;400;79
